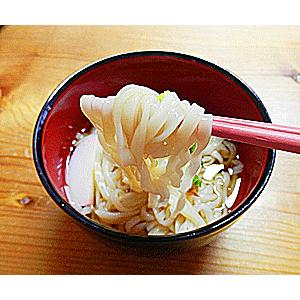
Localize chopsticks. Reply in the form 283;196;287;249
212;116;300;154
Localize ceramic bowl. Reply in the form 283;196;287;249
33;51;275;246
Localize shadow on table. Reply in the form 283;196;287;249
44;215;217;275
101;238;216;275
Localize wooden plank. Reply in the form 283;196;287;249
0;25;299;274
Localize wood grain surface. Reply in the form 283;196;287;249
0;26;299;274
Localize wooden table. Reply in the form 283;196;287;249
0;26;299;274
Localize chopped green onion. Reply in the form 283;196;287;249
157;91;170;102
189;142;197;153
192;175;202;187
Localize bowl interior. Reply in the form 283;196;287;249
41;53;269;214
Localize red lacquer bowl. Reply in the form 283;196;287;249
33;51;275;246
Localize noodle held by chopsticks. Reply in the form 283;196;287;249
65;84;243;235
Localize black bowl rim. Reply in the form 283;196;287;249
33;50;276;243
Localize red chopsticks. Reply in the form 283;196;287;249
212;116;300;154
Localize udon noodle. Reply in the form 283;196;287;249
64;85;243;235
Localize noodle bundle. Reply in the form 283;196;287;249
65;84;243;235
